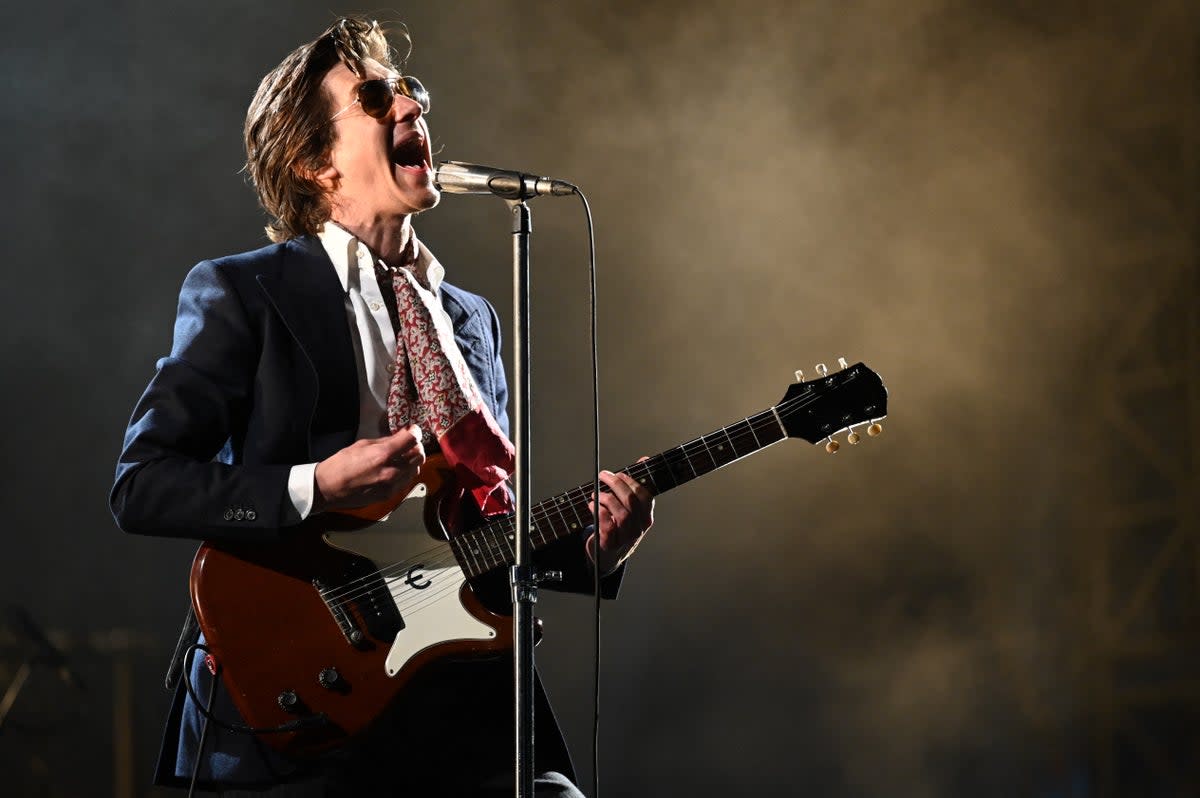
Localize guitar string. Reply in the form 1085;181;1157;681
321;571;466;641
317;383;864;608
394;574;471;618
327;545;463;618
316;385;850;609
322;415;786;610
313;551;464;632
365;405;813;620
317;418;776;609
315;418;796;632
316;419;773;611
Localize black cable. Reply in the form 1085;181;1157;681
180;644;328;736
186;656;218;798
573;187;603;798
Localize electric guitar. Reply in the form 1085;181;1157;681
190;360;887;756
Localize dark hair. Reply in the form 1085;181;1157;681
243;17;407;242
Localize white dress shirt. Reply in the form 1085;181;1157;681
286;222;446;519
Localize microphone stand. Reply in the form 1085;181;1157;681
506;196;546;798
439;166;574;798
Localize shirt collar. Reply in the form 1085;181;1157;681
316;222;445;294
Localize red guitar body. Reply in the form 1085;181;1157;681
190;455;511;757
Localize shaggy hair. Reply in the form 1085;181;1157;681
244;17;408;242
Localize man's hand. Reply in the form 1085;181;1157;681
586;458;655;575
313;426;425;512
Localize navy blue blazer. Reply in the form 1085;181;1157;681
111;235;619;789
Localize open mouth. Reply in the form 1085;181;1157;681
391;134;429;172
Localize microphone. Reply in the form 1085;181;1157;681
434;161;577;199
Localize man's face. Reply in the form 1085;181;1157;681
319;58;438;226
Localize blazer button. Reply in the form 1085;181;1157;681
246;510;257;521
223;509;234;521
234;509;245;521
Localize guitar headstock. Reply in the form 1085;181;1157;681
777;360;888;450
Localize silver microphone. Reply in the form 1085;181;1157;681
433;161;577;199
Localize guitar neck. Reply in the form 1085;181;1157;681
450;407;788;579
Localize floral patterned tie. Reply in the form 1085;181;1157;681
376;244;515;517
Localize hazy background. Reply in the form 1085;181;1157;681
1;1;1196;796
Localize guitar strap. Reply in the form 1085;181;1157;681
164;603;199;690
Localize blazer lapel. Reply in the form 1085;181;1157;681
255;235;359;459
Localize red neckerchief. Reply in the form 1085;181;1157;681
378;239;515;517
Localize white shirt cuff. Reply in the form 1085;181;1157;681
287;463;319;520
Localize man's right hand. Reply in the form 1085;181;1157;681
313;425;426;512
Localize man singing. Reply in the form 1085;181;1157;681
111;16;653;796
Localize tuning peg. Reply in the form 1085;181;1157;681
847;428;861;445
816;363;829;377
794;369;805;382
825;436;840;454
867;421;883;437
838;357;849;370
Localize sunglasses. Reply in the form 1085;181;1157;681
329;75;431;122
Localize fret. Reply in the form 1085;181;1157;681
683;433;720;476
720;425;740;461
496;519;517;560
469;530;489;573
745;416;762;448
661;446;693;487
458;533;483;577
542;493;584;542
470;531;491;576
484;525;509;567
531;514;551;547
531;501;551;544
564;493;590;535
750;411;786;448
542;497;572;541
715;420;744;458
629;461;659;493
448;536;469;574
561;493;586;535
704;429;737;470
496;522;516;560
698;432;724;470
443;396;812;578
769;405;787;436
679;443;700;477
472;533;491;574
646;453;678;490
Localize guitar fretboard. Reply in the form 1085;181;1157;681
449;408;788;579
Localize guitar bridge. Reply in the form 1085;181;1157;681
313;578;369;648
313;569;405;649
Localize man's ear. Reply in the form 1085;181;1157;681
302;159;339;190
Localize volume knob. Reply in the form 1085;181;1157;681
318;667;341;689
277;690;299;712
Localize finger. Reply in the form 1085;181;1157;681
592;499;637;554
586;501;615;535
380;426;425;456
605;466;654;505
598;470;636;507
599;471;653;528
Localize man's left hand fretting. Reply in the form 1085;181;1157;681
586;459;655;575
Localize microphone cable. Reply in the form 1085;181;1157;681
575;187;604;798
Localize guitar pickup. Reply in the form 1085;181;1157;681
313;578;370;649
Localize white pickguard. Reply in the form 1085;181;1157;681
323;482;497;678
